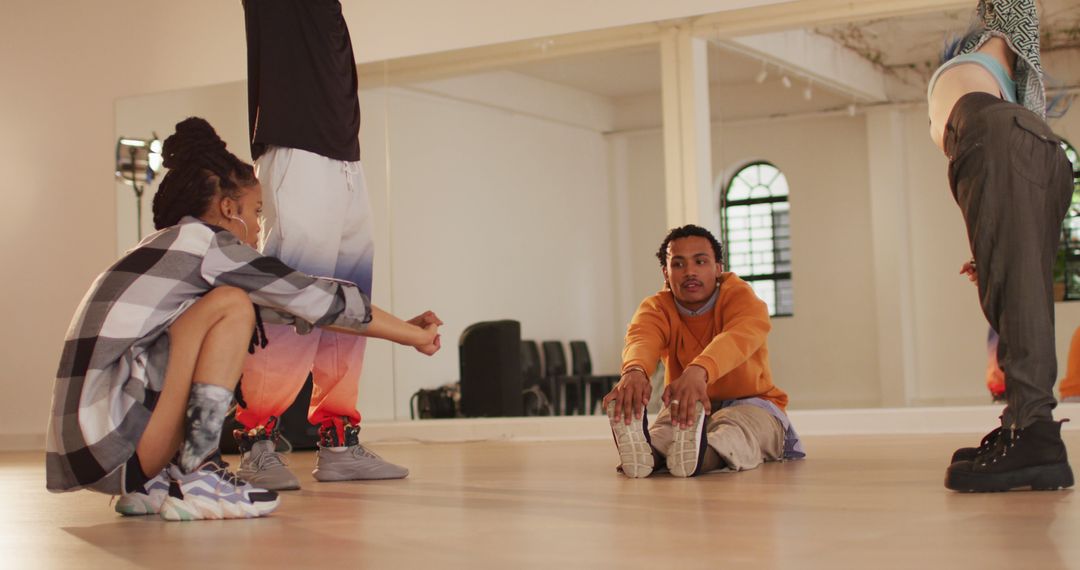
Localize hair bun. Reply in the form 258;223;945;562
161;117;229;170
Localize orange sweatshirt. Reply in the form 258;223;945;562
621;273;788;410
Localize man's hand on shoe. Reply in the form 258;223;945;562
663;365;711;429
603;369;651;425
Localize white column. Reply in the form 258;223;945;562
865;108;919;407
660;27;716;233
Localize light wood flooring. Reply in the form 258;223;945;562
4;432;1080;569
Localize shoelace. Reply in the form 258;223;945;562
210;462;243;491
976;427;1003;454
251;450;290;470
978;427;1020;467
350;445;383;460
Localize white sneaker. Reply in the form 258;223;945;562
160;456;279;521
115;468;170;516
667;402;708;478
606;401;655;478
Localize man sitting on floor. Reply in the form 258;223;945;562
603;224;805;478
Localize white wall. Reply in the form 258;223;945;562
375;84;620;419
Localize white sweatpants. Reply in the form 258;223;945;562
238;146;375;432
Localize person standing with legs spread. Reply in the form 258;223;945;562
236;0;435;489
601;225;805;479
928;0;1074;492
45;118;440;521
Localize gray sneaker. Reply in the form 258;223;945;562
237;439;301;491
312;444;409;481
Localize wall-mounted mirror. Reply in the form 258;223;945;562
115;1;1080;422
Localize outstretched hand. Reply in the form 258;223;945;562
409;311;443;356
662;365;711;429
602;369;651;425
408;310;444;328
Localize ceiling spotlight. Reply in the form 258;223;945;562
755;66;768;84
847;103;858;117
781;75;792;89
803;86;813;100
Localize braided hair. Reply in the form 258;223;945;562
151;117;257;230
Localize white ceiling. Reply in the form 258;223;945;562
495;1;1079;123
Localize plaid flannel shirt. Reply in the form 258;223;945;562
46;216;371;493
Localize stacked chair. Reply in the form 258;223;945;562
569;340;620;415
456;320;620;417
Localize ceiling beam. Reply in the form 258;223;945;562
357;0;971;89
691;0;973;38
718;29;889;102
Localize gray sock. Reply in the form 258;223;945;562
178;383;233;474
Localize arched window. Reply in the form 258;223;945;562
722;161;792;316
1059;140;1080;301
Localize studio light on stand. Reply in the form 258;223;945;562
116;135;163;240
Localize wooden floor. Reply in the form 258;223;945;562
5;432;1080;569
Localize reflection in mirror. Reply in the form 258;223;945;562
368;45;665;420
707;2;1080;410
114;3;1079;422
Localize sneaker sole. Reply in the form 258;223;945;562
607;402;654;478
945;462;1075;493
237;470;301;491
668;403;707;478
160;494;280;521
311;468;409;482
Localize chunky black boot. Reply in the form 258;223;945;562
945;420;1074;492
950;426;1003;464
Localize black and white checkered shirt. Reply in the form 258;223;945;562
46;216;370;493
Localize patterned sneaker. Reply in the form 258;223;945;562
160;455;280;521
115;468;170;516
238;439;300;491
606;400;654;478
312;422;408;481
667;402;708;478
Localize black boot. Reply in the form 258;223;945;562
950;426;1003;464
945;420;1074;492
